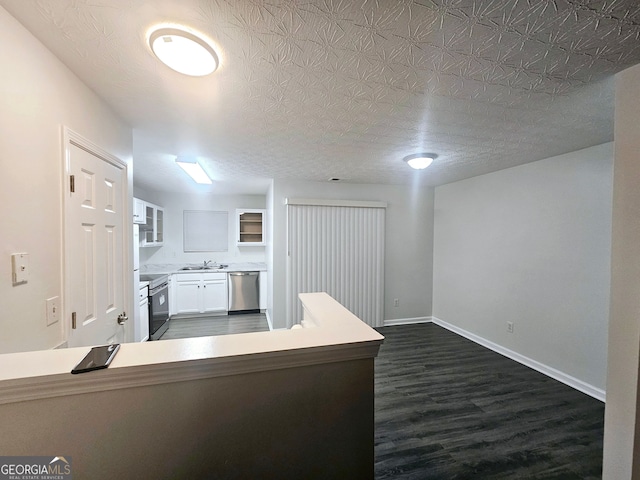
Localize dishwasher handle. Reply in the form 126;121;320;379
229;271;259;276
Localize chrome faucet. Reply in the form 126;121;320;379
203;260;213;267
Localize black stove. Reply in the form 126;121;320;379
139;273;170;340
140;273;168;290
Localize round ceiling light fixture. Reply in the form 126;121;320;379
148;27;219;76
403;153;437;170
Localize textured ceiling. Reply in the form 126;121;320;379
2;0;640;194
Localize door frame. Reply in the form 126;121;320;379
61;126;132;346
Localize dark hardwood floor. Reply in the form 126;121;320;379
158;316;603;478
374;323;604;480
159;313;269;340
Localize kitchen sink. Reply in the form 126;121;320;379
179;264;229;271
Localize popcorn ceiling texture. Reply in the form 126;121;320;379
2;0;639;192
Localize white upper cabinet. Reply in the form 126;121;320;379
133;197;146;224
140;201;164;247
236;209;266;246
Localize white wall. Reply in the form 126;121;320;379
270;179;434;329
265;180;275;328
0;6;132;354
432;143;613;392
133;187;266;266
602;63;640;479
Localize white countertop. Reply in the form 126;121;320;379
140;262;267;275
0;292;383;405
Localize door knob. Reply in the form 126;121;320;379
117;312;128;325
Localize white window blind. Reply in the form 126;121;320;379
286;201;385;328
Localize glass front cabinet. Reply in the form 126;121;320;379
137;199;164;247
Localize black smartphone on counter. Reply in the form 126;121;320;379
71;344;120;374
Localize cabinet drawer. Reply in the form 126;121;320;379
138;286;148;301
202;272;226;281
175;273;202;281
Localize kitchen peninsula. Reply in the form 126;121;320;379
0;293;383;479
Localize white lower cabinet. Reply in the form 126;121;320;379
202;276;227;312
137;285;149;342
175;278;200;315
173;272;227;315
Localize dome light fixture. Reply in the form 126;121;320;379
149;27;219;76
404;153;437;170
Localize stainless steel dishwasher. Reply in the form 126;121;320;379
228;271;260;314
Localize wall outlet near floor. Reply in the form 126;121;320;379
393;298;399;307
507;321;514;333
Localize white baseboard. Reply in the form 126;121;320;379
383;316;432;327
431;317;606;403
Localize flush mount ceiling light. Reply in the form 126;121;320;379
175;157;212;184
149;27;219;76
403;153;437;170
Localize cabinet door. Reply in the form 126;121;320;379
143;204;155;245
202;279;227;313
174;281;201;314
139;298;149;342
140;203;164;247
155;207;164;244
133;198;146;224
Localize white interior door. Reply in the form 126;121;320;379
65;132;128;348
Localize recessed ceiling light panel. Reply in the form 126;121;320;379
175;157;212;184
149;27;219;76
403;153;437;170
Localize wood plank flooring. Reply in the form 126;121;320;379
159;313;269;340
374;323;605;479
158;317;604;478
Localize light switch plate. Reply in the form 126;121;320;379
11;253;29;284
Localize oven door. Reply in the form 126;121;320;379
148;282;170;340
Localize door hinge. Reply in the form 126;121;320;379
71;311;77;329
70;175;75;193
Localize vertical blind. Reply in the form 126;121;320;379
286;200;385;328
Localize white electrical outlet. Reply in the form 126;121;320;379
393;298;399;307
507;321;514;333
11;253;29;284
46;297;60;326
